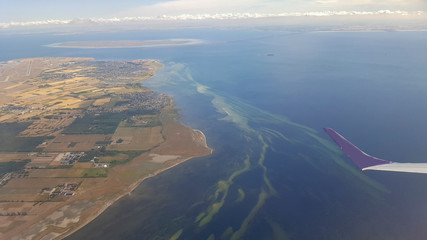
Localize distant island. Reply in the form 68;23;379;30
0;57;212;239
48;39;203;48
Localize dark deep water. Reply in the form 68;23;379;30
2;29;427;239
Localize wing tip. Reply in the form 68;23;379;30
323;127;332;133
323;127;391;169
323;128;338;138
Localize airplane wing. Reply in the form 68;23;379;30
323;128;427;174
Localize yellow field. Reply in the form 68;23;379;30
0;178;82;201
4;83;23;90
98;153;129;163
108;126;164;151
92;98;111;106
48;97;82;109
73;162;93;169
55;67;95;74
0;114;13;122
29;169;86;178
60;85;97;94
47;78;81;86
44;134;112;152
32;153;58;163
31;88;63;95
0;153;32;162
77;100;95;108
105;87;150;94
0;202;41;215
20;113;79;137
16;111;43;120
90;88;104;93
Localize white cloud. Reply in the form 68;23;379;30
115;0;427;17
0;10;423;29
117;0;268;16
0;19;70;29
315;0;427;10
316;0;338;4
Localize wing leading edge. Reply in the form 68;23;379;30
323;128;427;174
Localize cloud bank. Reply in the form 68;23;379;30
0;10;423;29
117;0;426;17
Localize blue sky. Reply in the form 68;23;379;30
1;0;426;22
0;0;172;21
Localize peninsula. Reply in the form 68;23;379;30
0;57;212;239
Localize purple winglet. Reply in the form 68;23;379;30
323;128;391;169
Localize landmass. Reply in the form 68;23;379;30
0;57;212;239
48;39;202;48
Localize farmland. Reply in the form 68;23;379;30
0;122;49;152
0;57;212;240
43;134;112;152
108;126;164;151
62;113;124;134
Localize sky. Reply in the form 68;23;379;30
0;0;426;29
1;0;426;22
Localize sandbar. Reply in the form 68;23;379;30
47;39;203;48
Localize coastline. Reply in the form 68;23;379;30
55;115;213;239
60;137;211;240
19;125;213;240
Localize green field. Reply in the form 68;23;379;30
0;123;48;152
82;168;108;178
0;160;30;176
62;113;124;134
120;116;162;128
79;150;143;167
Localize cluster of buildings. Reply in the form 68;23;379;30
60;152;85;165
84;60;151;84
93;162;109;168
0;170;29;187
0;172;13;186
119;92;171;112
44;183;79;199
0;104;30;115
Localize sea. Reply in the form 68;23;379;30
1;28;427;240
